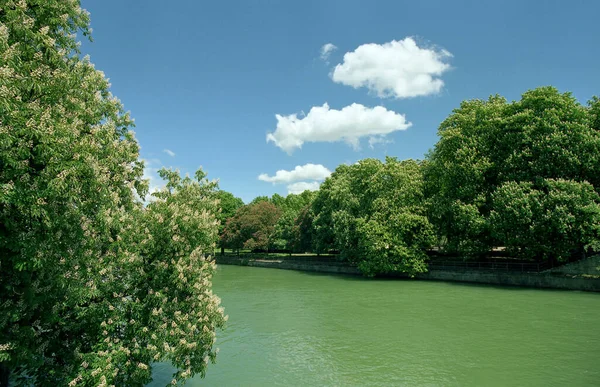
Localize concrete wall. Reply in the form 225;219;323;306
216;256;360;275
545;255;600;276
418;270;600;292
215;257;600;292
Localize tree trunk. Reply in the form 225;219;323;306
0;364;10;387
220;246;225;256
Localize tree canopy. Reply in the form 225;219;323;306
312;157;434;275
221;200;281;252
215;190;243;253
0;1;224;385
425;87;600;260
232;87;600;271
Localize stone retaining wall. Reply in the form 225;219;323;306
418;270;600;292
215;256;600;292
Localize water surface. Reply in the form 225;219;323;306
151;265;600;386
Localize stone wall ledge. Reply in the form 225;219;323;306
215;257;600;292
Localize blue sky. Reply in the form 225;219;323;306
80;0;600;203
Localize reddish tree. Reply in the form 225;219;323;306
221;201;281;252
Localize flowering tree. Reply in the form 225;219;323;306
0;1;224;385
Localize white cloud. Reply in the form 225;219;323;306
258;163;331;184
163;149;176;157
287;181;321;194
331;37;452;99
368;136;393;149
266;103;411;153
320;43;338;61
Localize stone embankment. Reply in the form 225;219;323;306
215;255;600;292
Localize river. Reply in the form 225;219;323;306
150;265;600;386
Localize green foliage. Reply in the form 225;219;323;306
311;177;340;254
248;195;269;205
291;205;315;253
588;96;600;137
221;201;281;251
424;96;505;255
426;87;600;260
215;190;243;251
216;191;244;224
313;158;434;275
490;179;600;262
0;2;224;385
271;191;317;251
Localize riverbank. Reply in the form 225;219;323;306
215;255;600;292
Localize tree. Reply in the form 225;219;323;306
249;195;269;205
425;87;600;260
490;179;600;262
128;168;226;385
312;158;434;275
221;201;281;252
354;159;434;276
312;166;353;254
423;95;505;255
0;2;224;385
269;193;285;208
291;204;315;253
215;190;243;255
271;191;317;252
589;96;600;133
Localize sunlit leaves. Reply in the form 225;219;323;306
313;157;434;275
425;87;600;260
0;2;223;385
221;201;281;251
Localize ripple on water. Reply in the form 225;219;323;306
150;266;600;387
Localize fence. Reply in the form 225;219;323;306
427;260;549;273
220;251;552;273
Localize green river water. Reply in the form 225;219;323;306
150;265;600;386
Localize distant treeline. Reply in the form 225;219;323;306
218;87;600;276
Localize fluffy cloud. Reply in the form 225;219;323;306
259;164;331;195
163;149;176;157
266;103;411;153
258;163;331;184
320;43;338;61
287;181;321;194
368;136;393;149
331;37;452;99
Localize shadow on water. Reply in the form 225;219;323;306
249;265;591;293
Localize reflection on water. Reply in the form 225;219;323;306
149;266;600;386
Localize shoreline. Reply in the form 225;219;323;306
215;256;600;292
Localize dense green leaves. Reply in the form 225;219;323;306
221;201;281;251
238;87;600;271
272;191;316;252
215;190;243;253
0;2;224;385
425;86;600;260
491;179;600;262
312;158;434;276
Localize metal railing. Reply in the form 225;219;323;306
427;260;548;273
